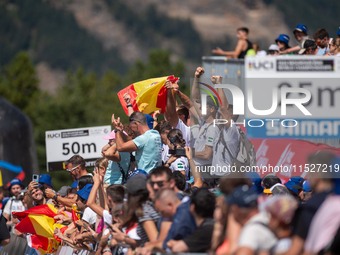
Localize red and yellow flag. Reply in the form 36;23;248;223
118;75;179;115
13;204;67;254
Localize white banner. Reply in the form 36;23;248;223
45;126;111;171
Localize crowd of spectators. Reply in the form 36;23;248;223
212;24;340;57
2;22;340;255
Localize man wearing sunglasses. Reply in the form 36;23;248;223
45;155;91;207
112;111;162;174
313;28;332;55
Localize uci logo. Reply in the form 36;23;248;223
47;133;60;139
248;61;274;70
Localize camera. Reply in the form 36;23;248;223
169;137;187;157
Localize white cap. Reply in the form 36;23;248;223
256;50;267;56
268;44;280;51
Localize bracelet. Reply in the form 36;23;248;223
92;232;96;240
114;129;121;133
103;248;111;253
127;104;133;108
165;161;171;166
107;239;111;247
53;194;58;201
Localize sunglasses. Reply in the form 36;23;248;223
150;180;167;187
66;164;81;172
129;117;141;123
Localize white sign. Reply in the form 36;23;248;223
45;126;111;171
244;56;340;138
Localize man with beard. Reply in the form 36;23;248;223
27;181;53;207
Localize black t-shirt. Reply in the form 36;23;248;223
0;213;11;241
183;218;214;252
291;191;330;239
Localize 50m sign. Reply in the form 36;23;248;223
45;126;110;171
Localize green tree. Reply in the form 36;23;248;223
0;51;39;114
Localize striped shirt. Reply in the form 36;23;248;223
137;201;161;244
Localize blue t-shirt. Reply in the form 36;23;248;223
162;196;196;250
104;151;130;185
316;48;325;55
132;130;162;173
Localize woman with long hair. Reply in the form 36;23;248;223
121;175;160;246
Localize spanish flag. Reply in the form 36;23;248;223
13;204;67;254
118;75;179;115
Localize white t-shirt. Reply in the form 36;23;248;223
190;124;200;147
211;122;240;176
82;207;97;225
193;122;219;166
175;119;190;147
162;144;169;163
163;154;189;180
3;198;24;216
238;212;277;252
103;209;113;225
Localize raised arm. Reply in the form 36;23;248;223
172;84;199;121
185;147;203;188
102;144;122;162
280;45;300;54
191;67;205;121
165;80;180;128
112;114;138;152
87;170;106;217
124;89;134;117
212;40;245;59
212;75;232;129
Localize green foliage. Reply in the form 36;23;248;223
105;0;204;61
0;0;127;75
0;51;39;113
125;49;185;84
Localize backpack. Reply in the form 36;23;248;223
117;153;138;185
126;153;138;179
217;126;256;168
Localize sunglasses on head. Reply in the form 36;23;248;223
129;117;141;123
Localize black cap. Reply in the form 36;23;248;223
196;96;219;109
126;175;149;195
261;174;281;189
299;39;316;54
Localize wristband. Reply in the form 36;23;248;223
53;194;58;201
165;161;171;166
127;104;133;108
103;248;111;253
114;129;121;133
